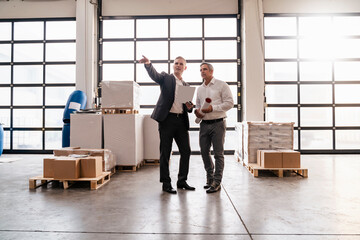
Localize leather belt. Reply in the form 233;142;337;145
202;118;223;124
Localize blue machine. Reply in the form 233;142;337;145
0;123;4;156
62;90;87;147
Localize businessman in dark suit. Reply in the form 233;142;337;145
139;55;195;194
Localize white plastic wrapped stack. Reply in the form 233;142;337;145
103;114;144;166
101;81;140;109
143;115;160;160
70;113;102;149
241;121;294;165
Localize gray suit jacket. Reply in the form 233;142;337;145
145;63;191;130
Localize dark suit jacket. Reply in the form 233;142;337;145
145;63;192;130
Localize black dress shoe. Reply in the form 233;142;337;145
206;184;221;193
162;184;177;194
203;180;213;189
177;181;195;191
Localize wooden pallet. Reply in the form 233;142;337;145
29;172;111;190
144;159;160;165
101;108;139;114
246;163;308;178
116;161;144;172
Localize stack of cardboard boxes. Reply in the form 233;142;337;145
257;149;301;168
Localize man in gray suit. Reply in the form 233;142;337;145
139;55;195;194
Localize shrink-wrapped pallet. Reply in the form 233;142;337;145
241;121;294;165
101;81;140;109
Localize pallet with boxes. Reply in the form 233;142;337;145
235;121;308;178
29;154;112;190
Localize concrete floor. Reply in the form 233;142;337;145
0;154;359;240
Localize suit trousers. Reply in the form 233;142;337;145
158;113;191;184
199;120;226;186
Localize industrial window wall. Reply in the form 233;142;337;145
0;19;76;153
264;13;360;153
99;15;240;154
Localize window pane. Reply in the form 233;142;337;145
0;44;11;62
204;18;236;37
182;63;202;83
170;18;202;37
0;109;10;127
0;87;10;106
335;130;360;149
300;62;332;81
300;130;332;149
137;19;168;38
3;130;10;150
229;85;237;104
334;39;360;58
205;40;237;60
13;87;43;106
171;41;202;60
224;130;236;150
45;108;64;127
0;22;11;41
13;109;42;127
265;85;298;104
334;16;360;36
140;86;161;106
300;85;332;104
299;39;332;59
335;107;360;126
14;44;43;62
264;17;296;36
46;65;76;83
136;63;168;83
137;41;168;60
299;17;332;36
13;65;43;84
103;64;134;81
225;108;237;128
103;20;134;38
293;130;298;150
0;66;11;83
335;84;360;104
265;40;297;59
45;131;62;150
188;131;200;151
14;22;43;40
265;107;298;127
300;107;332;127
266;62;297;82
46;43;76;61
103;42;134;61
335;62;360;81
13;131;42;149
46;21;76;40
212;63;237;83
46;87;75;105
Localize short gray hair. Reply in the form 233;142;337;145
200;62;214;71
175;56;187;64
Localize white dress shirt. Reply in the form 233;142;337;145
196;77;233;120
169;75;184;114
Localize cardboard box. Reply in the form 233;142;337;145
80;156;103;178
70;113;102;149
282;150;301;168
101;81;140;109
104;114;144;166
143;115;160;160
260;150;282;168
54;158;81;179
43;158;55;178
